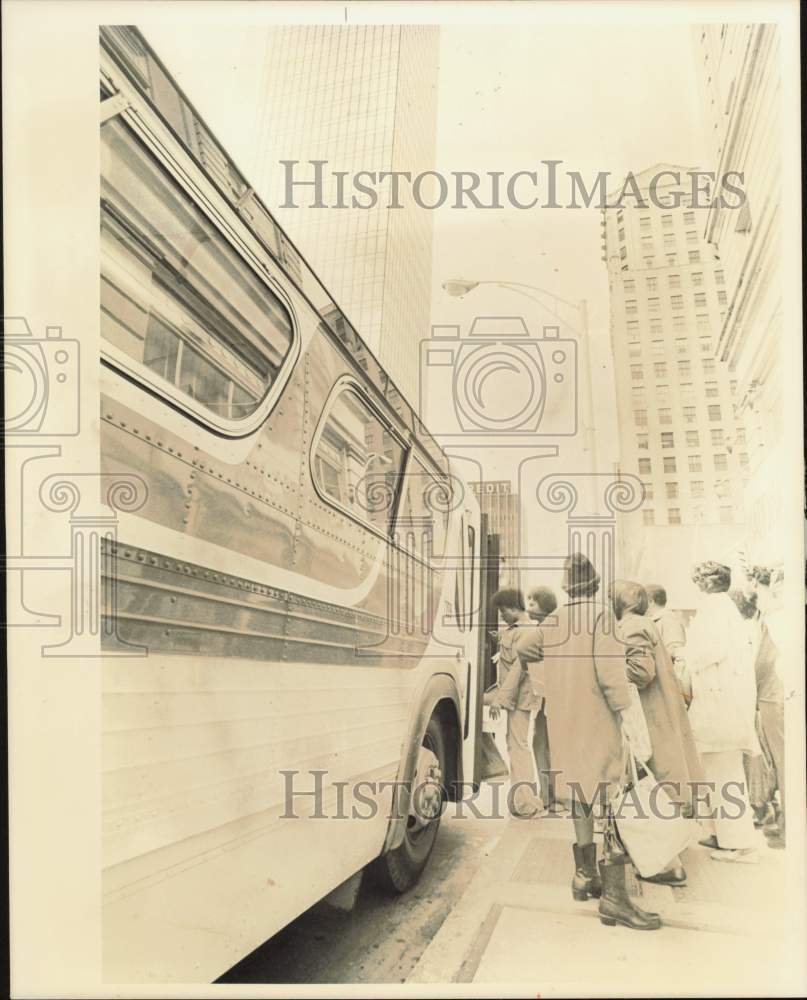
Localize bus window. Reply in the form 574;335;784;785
395;456;451;560
100;117;294;428
312;385;405;531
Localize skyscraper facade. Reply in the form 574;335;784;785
253;25;440;405
602;165;748;596
692;24;783;565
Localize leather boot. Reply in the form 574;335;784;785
571;842;602;900
598;860;662;930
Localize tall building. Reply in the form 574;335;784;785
602;165;747;601
253;25;440;404
692;25;783;565
470;480;520;570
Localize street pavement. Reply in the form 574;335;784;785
406;731;804;1000
222;714;801;990
406;711;807;993
407;809;794;993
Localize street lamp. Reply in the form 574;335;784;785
441;277;596;461
442;278;585;336
442;279;479;298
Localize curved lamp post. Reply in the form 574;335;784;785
442;279;586;335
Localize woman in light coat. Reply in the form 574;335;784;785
685;561;759;863
752;566;786;847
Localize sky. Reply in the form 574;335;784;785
429;24;707;324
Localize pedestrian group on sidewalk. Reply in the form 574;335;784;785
483;553;786;931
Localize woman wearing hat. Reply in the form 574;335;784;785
542;553;661;930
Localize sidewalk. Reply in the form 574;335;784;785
408;805;790;994
410;710;795;1000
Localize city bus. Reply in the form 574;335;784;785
99;25;489;983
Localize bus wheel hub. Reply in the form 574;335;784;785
409;745;443;830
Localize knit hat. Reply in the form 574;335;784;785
562;552;601;597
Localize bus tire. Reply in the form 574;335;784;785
373;714;447;894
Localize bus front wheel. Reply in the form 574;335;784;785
374;715;447;893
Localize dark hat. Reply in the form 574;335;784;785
562;552;600;597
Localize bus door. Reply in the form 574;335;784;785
469;522;501;787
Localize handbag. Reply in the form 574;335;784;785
610;739;695;877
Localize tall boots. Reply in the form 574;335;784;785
598;858;662;930
571;842;601;900
572;843;662;930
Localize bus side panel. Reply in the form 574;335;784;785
103;656;414;983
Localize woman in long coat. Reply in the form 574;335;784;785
611;580;705;884
686;560;760;863
542;553;661;930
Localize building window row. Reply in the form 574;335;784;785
623;335;709;359
632;401;730;428
625;291;719;315
627;363;720;389
644;210;698;232
636;453;730;475
641;504;735;526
